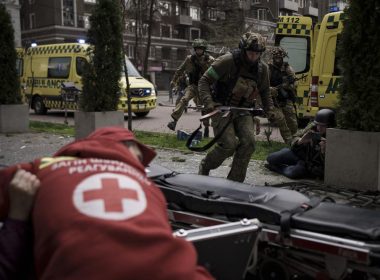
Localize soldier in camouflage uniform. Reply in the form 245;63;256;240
268;47;298;144
167;39;215;137
198;32;275;182
266;109;336;179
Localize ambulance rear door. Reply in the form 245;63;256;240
275;16;314;123
312;12;344;110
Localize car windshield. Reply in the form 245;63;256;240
121;56;141;77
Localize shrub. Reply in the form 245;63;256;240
0;4;21;105
337;0;380;132
80;0;123;112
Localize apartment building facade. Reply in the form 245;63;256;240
18;0;324;90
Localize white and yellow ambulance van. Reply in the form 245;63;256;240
19;43;156;117
275;11;344;126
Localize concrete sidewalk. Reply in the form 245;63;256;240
0;131;295;186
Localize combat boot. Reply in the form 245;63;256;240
204;126;209;138
198;159;210;176
167;120;177;131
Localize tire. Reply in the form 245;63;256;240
134;111;149;117
33;96;47;115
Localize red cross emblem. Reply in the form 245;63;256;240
83;178;138;212
73;173;147;221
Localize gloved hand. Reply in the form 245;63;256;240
266;109;277;122
204;100;217;114
270;87;278;98
281;82;292;90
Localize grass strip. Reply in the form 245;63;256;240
30;121;287;161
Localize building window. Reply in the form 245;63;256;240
190;28;200;41
149;46;156;59
128;45;135;58
257;9;267;20
159;1;171;16
190;6;200;21
29;13;35;29
142;23;149;36
82;15;90;29
174;27;186;39
160;24;171;38
126;20;136;34
63;0;75;26
161;47;171;60
208;8;217;21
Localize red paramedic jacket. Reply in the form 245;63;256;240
0;127;214;280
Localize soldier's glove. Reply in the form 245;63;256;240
266;109;277;123
204;100;217;114
281;82;292;91
270;87;278;98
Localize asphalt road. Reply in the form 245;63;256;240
28;92;285;143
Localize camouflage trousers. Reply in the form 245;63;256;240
272;100;298;144
199;112;256;182
171;85;209;126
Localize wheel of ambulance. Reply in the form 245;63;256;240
33;96;47;115
134;111;149;117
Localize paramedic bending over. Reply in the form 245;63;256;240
0;126;214;280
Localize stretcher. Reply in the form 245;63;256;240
147;164;380;280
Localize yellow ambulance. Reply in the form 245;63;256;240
19;43;156;117
275;11;344;126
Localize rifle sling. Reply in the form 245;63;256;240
186;114;233;152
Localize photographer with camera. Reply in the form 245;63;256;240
265;109;336;179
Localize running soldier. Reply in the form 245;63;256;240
167;39;215;137
198;32;275;182
268;47;298;144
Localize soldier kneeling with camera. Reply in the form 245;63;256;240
265;109;336;179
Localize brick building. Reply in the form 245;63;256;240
17;0;345;90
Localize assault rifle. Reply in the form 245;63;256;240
273;74;308;105
187;106;264;152
200;106;264;121
273;73;308;90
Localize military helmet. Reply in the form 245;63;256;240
192;39;207;50
270;46;288;58
238;32;266;52
314;109;336;128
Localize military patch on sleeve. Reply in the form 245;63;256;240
207;67;220;80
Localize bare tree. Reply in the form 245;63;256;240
198;0;246;49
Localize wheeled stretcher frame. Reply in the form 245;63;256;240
147;164;380;280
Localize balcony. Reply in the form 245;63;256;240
175;15;192;26
301;5;318;17
279;0;299;12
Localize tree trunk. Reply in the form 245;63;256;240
142;0;155;78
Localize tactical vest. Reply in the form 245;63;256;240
212;49;262;107
269;64;284;87
270;62;294;103
188;54;210;86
